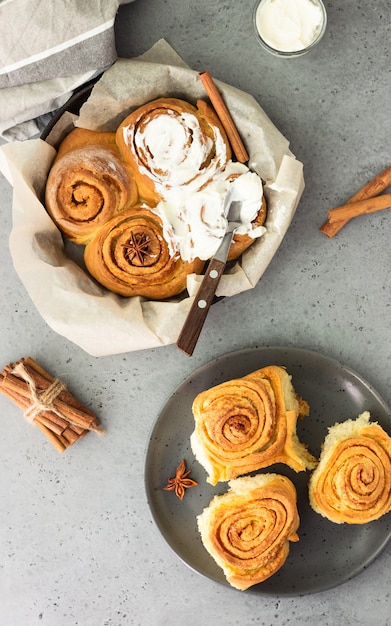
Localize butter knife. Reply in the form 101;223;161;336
176;200;242;356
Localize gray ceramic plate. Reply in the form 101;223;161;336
144;346;391;596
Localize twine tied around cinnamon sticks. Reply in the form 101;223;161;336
0;357;103;453
13;362;65;423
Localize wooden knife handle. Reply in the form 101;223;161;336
176;258;226;356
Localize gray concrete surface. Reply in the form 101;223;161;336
0;1;390;624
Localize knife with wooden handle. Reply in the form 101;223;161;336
176;201;242;356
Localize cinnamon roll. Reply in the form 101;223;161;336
197;473;300;590
309;411;391;524
190;365;317;485
116;97;232;205
84;205;205;299
45;129;138;245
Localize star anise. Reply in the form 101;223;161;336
122;231;151;265
163;459;198;500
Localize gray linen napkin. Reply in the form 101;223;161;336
0;0;135;141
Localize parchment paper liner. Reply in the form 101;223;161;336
0;40;304;357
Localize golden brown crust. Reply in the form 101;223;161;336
45;131;138;245
190;365;316;485
195;98;232;156
308;412;391;524
54;128;118;161
197;473;300;590
84;205;205;299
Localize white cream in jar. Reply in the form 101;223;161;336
255;0;325;53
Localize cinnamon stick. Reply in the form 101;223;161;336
0;357;103;452
34;414;68;437
35;422;67;453
62;427;83;445
199;71;249;163
320;164;391;237
327;192;391;224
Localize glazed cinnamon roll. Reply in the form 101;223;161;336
309;411;391;524
45;129;138;245
197;473;300;590
190;365;317;485
84;205;205;299
116;97;232;205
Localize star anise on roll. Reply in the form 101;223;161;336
122;231;152;265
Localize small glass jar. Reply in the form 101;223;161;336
253;0;327;58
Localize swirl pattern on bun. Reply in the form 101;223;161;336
191;365;317;485
197;473;300;590
309;411;391;524
45;129;138;245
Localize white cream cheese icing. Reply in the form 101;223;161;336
153;168;266;262
123;105;266;262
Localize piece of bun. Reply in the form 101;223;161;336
191;365;317;485
197;473;300;590
308;411;391;523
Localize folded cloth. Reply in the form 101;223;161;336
0;0;135;141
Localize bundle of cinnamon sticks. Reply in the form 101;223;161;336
0;357;103;452
320;165;391;237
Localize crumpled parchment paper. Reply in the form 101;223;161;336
0;40;304;357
